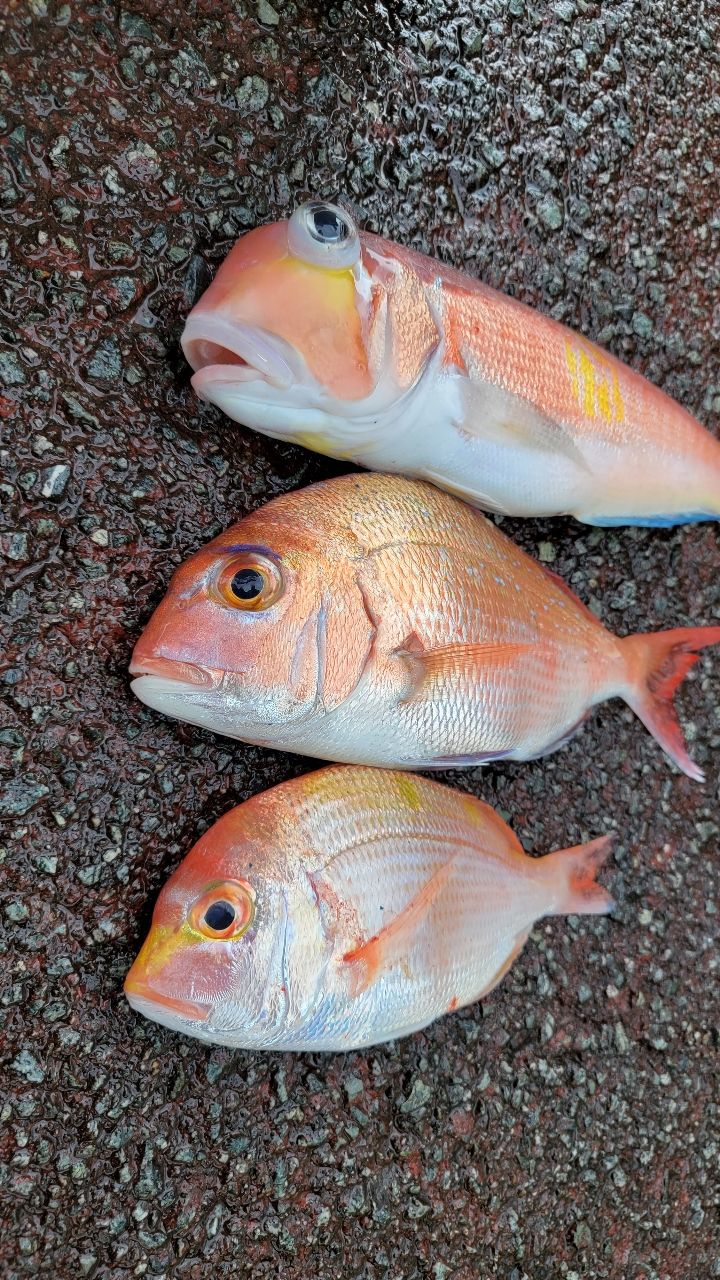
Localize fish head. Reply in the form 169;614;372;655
182;201;440;458
124;803;321;1047
129;483;378;744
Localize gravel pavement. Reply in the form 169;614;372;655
1;2;718;1276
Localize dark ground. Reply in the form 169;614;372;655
1;1;719;1276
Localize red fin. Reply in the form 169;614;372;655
397;639;531;697
543;835;615;915
541;565;602;627
342;858;455;997
621;626;720;781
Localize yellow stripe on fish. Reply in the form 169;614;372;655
180;199;720;526
564;336;626;427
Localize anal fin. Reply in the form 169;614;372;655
419;749;515;769
472;928;532;1003
532;710;590;759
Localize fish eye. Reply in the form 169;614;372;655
308;205;350;244
216;551;284;611
287;200;360;270
191;880;255;940
231;567;265;601
204;900;236;931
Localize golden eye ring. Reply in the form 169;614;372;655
215;551;283;611
190;880;255;940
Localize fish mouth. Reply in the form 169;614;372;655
124;976;211;1024
129;654;275;739
181;315;297;394
129;653;218;687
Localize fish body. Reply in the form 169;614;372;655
181;201;720;526
124;766;614;1050
130;473;720;780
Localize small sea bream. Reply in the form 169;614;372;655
130;473;720;780
181;200;720;527
124;766;614;1050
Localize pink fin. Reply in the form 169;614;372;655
342;857;455;997
541;565;602;627
453;370;591;471
543;835;615;916
621;626;720;782
397;637;531;697
461;794;525;855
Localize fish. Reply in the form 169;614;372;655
180;200;720;526
124;765;615;1050
129;472;720;780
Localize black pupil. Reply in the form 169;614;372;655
230;567;265;600
311;206;348;243
204;901;235;932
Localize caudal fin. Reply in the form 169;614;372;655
543;835;615;916
621;627;720;782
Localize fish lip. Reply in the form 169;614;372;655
129;654;217;688
181;314;295;390
124;977;211;1023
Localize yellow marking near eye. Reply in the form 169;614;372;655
564;338;625;425
131;922;197;980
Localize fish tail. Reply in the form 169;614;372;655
542;835;615;916
620;626;720;781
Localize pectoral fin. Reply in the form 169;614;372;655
343;857;455;997
458;378;590;472
395;636;531;700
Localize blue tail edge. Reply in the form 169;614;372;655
585;512;719;528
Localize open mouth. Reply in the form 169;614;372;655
129;653;217;687
181;315;296;391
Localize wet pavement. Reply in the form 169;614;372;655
1;1;719;1276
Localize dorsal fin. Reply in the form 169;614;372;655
540;565;602;627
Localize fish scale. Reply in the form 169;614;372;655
351;498;614;763
125;766;615;1050
131;473;720;778
181;204;720;525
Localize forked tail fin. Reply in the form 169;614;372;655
620;626;720;782
543;835;615;916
